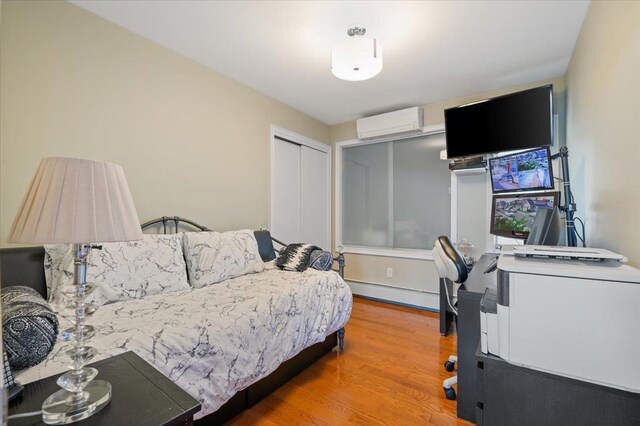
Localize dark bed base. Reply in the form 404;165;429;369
198;331;339;425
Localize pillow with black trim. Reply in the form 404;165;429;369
1;286;59;370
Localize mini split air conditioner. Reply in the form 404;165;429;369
356;106;424;141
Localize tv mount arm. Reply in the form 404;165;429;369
551;147;577;247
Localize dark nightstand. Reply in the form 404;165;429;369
9;351;201;426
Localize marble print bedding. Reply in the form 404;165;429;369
16;267;352;419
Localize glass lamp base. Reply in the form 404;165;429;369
42;380;112;424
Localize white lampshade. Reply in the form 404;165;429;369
8;157;143;244
332;35;383;81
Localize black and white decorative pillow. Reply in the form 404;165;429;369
308;250;333;271
1;286;59;370
276;244;321;272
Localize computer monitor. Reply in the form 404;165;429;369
526;207;562;246
490;192;560;240
488;147;554;194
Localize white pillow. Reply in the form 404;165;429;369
45;234;190;306
182;230;264;288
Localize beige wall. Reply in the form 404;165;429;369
331;76;566;293
0;0;330;245
566;1;640;266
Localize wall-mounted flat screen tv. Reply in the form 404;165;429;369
489;147;554;194
490;192;559;240
444;85;553;159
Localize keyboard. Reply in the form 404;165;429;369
512;245;627;262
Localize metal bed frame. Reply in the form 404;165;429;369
141;215;210;234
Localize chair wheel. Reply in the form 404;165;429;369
444;387;456;400
444;361;455;372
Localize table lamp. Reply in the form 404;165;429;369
7;157;143;424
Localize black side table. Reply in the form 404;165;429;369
9;351;201;426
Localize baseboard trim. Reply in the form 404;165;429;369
346;280;440;312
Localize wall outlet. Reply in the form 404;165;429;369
386;267;393;278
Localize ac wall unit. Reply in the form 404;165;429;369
356;106;424;141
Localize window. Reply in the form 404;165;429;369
340;132;450;254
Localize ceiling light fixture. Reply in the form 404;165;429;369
332;26;383;82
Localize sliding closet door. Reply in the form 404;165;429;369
272;138;301;243
301;146;329;250
272;133;330;249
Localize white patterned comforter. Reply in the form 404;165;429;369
16;267;353;419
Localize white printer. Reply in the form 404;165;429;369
481;253;640;393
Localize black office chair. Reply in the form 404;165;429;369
433;235;468;400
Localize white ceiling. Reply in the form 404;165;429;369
69;1;590;125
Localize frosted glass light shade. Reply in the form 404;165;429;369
332;36;383;81
8;157;143;244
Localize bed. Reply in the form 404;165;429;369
0;216;352;423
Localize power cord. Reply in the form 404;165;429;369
7;398;69;420
574;216;587;247
567;189;587;247
8;410;43;420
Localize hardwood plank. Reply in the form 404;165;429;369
227;409;280;426
288;363;432;424
227;297;472;425
272;380;388;426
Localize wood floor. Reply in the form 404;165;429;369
228;297;473;425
